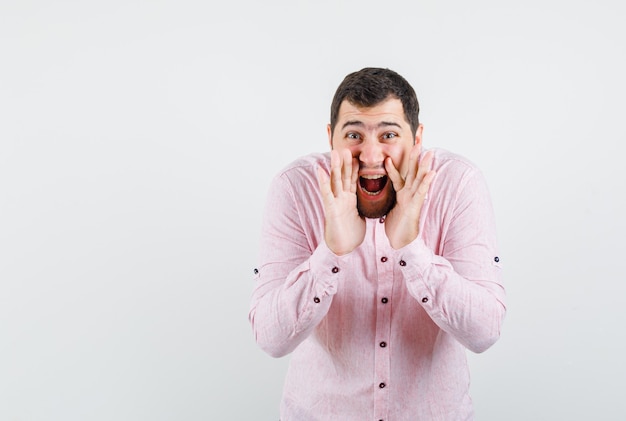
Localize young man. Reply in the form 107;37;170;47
249;67;506;420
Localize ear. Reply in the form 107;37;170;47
327;124;333;150
414;124;424;146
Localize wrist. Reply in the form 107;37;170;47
386;212;419;250
324;218;365;256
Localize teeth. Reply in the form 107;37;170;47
361;174;385;179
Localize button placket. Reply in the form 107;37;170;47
373;217;392;420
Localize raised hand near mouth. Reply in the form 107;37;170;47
317;149;366;256
384;145;437;249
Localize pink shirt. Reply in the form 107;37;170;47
249;149;506;421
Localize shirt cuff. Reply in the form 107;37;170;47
395;236;437;307
308;241;345;299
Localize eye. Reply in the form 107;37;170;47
346;132;361;141
382;132;397;140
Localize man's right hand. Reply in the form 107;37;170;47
317;149;365;256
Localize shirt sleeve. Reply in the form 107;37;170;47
249;172;344;358
396;168;506;353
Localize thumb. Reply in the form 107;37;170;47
385;157;404;191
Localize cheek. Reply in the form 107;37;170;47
331;140;358;156
343;145;360;159
386;147;409;173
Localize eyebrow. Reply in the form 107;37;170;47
341;120;402;130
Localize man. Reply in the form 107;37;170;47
249;67;506;420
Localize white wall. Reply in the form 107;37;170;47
1;0;624;419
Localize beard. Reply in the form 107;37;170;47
356;185;397;219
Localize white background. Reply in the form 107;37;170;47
1;0;625;420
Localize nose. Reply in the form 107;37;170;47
358;139;385;167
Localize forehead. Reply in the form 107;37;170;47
337;97;408;127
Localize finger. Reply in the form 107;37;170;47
411;150;435;195
330;149;342;197
384;157;404;191
416;169;437;198
403;144;422;188
405;168;436;211
317;166;333;203
341;149;353;192
350;157;359;193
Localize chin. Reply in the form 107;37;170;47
357;190;396;219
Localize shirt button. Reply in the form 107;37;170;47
494;256;500;263
380;256;387;263
379;382;386;388
331;266;339;273
313;297;320;303
379;341;387;348
399;260;406;266
381;297;388;304
422;297;429;303
253;268;258;274
379;216;385;223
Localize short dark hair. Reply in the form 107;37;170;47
330;67;420;136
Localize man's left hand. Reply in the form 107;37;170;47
384;145;437;249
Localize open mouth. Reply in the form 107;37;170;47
359;174;388;196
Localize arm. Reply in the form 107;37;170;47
397;168;506;353
248;171;345;358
